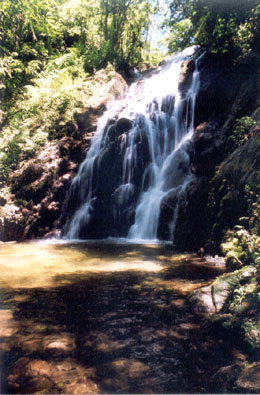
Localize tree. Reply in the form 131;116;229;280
166;0;260;59
99;0;155;69
164;18;193;53
0;0;158;102
0;0;63;100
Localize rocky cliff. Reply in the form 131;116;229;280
173;53;260;252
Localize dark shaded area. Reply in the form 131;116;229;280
172;53;260;253
195;52;259;127
61;114;152;239
0;244;238;394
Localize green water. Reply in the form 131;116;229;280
0;240;227;393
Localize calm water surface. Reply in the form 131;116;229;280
0;240;227;394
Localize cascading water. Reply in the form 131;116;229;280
62;46;203;242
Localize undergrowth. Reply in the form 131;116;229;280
0;49;116;185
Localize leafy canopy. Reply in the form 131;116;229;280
166;0;260;58
0;0;158;102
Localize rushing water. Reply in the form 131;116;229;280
0;240;229;394
62;47;203;242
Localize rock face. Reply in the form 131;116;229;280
173;54;260;251
194;54;259;127
178;59;195;97
235;362;260;392
190;264;257;315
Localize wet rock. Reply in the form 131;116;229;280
211;130;260;242
108;70;128;97
173;176;209;251
0;194;7;206
53;121;77;140
235;362;260;392
173;55;260;251
106;117;133;142
194;56;258;127
0;205;25;241
190;265;256;315
213;361;246;392
116;117;133;134
157;191;178;240
190;285;215;314
63;120;77;136
179;60;195;97
161;95;175;115
58;158;69;175
43;229;61;239
252;105;260;125
179;60;195;80
14;173;54;204
8;357;99;394
191;121;220;177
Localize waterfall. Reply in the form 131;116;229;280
62;46;203;242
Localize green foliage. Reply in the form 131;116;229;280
0;56;123;183
99;0;156;69
145;48;164;67
166;0;260;59
0;0;64;100
242;319;260;351
221;226;260;271
1;0;156;101
221;227;253;270
229;116;257;149
164;19;193;53
0;0;158;181
58;0;156;73
243;185;260;235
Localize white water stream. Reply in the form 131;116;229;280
63;47;203;241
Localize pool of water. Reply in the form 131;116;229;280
0;240;227;393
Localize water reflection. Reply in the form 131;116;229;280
0;241;169;288
0;241;227;393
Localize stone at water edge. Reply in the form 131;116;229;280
190;265;257;315
235;362;260;392
189;285;215;314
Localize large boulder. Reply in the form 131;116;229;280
190;265;256;315
105;117;133;143
0;204;26;241
178;59;195;98
235;362;260;392
191;121;221;177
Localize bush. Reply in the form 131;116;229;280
229;116;257;149
221;226;260;271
